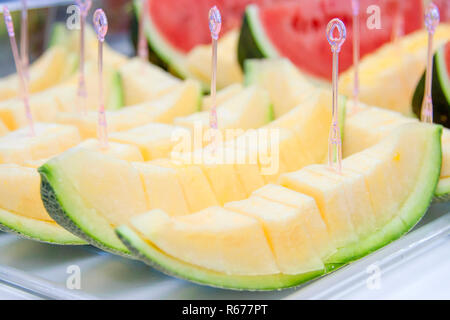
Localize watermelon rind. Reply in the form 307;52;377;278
237;5;280;70
132;0;190;79
412;43;450;127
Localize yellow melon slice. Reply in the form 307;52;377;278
119;58;181;106
130;207;279;275
186;30;243;90
55;79;201;139
0;123;81;164
252;184;335;260
225;196;324;274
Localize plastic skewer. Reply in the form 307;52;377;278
20;0;28;82
76;0;92;115
138;0;149;60
3;6;34;136
351;0;360;109
326;18;346;173
208;6;221;131
421;3;440;124
93;9;109;149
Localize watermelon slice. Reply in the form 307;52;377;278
133;0;281;77
238;0;424;80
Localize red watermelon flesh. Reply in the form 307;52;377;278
149;0;293;53
260;0;424;79
446;42;450;76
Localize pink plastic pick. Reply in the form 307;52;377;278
351;0;360;109
208;6;221;131
93;9;108;149
3;6;34;136
326;18;346;173
76;0;92;115
138;0;149;60
20;0;28;82
421;3;440;124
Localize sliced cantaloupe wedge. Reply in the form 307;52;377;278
116;122;441;290
0;123;81;165
40;89;344;256
119;58;182;106
0;46;77;102
225;196;324;275
55;79;201;139
131;207;278;275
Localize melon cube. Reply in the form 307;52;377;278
305;165;377;238
225;196;324;274
119;58;181;105
133;162;190;216
150;159;219;213
110;123;187;161
0;164;51;221
252;184;335;259
0;123;81;164
131;207;279;275
279;169;358;247
202;83;243;111
76;138;144;162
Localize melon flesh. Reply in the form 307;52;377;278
119;58;181;106
0;123;81;165
339;25;450;115
186;30;243;90
0;164;51;222
75;139;144;162
0;46;76;102
174;85;272;144
110;123;188;161
202;83;243;111
252;184;334;260
0;120;8;136
132;162;190;217
280;169;358;248
49;149;149;227
56;80;201;139
225;196;324;274
130;207;279;276
244;58;317;118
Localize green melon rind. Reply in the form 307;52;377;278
116;225;326;291
237;5;280;70
0;207;86;245
38;164;135;258
132;0;190;79
326;125;442;264
48;23;69;48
